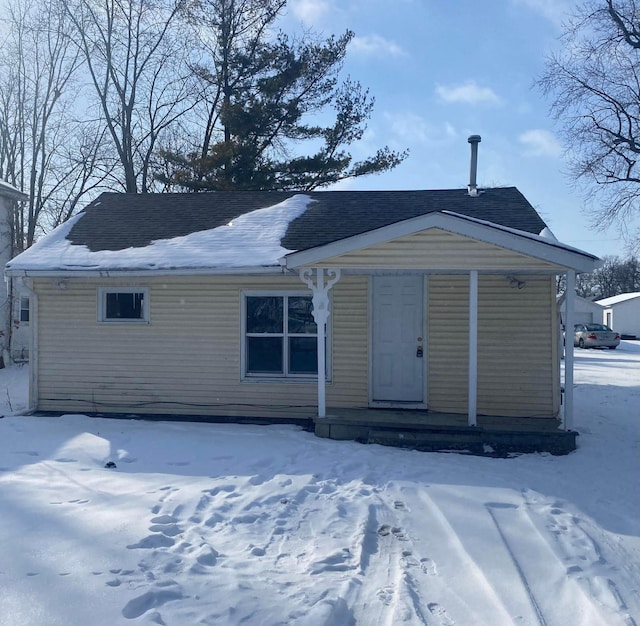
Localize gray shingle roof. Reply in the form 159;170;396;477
68;187;547;253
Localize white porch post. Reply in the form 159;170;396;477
563;270;576;431
299;268;341;418
468;270;478;426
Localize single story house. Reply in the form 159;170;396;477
5;160;600;453
597;292;640;339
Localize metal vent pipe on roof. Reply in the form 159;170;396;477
468;134;481;196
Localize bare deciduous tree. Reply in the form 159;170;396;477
558;255;640;298
63;0;196;192
538;0;640;252
0;0;106;251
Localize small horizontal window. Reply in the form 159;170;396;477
99;288;149;323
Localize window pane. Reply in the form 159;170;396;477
288;296;316;334
289;337;318;373
20;297;30;323
247;297;283;333
106;292;144;319
247;337;283;373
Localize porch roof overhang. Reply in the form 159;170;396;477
283;211;600;274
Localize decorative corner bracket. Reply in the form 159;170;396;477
299;268;341;328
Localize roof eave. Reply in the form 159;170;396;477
5;266;285;279
284;211;600;273
0;181;29;201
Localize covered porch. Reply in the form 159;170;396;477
314;407;577;455
283;212;595;449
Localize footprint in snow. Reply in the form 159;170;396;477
377;586;394;605
309;548;354;573
377;525;407;540
428;602;455;625
149;523;182;537
121;587;184;619
127;534;175;550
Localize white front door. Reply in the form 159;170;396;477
372;275;424;403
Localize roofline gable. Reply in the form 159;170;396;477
283;211;600;272
596;292;640;306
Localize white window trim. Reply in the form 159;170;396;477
98;287;149;324
241;290;331;382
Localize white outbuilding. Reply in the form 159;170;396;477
558;293;604;327
597;292;640;339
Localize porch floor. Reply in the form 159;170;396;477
314;407;577;455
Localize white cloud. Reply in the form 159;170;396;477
512;0;571;28
349;34;406;58
519;129;562;157
289;0;331;25
435;81;502;106
385;112;458;145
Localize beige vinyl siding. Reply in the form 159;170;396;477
477;275;558;417
427;276;469;413
427;274;559;417
328;275;369;407
311;229;563;272
34;275;369;417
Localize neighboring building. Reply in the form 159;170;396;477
597;292;640;339
558;293;604;327
0;180;29;365
10;289;31;362
5;187;599;445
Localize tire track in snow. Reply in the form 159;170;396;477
486;501;615;626
350;500;410;625
522;490;639;626
485;503;547;626
335;496;435;626
413;488;517;624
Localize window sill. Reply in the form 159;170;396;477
242;376;330;384
98;320;150;325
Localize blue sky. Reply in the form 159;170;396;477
282;0;636;260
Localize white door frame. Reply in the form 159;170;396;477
369;274;427;408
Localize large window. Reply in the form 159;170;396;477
99;288;149;323
244;293;324;378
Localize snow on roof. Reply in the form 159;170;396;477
7;194;312;273
0;180;28;200
596;292;640;307
538;226;558;242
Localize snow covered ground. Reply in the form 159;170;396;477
0;345;638;626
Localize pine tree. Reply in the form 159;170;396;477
157;0;406;191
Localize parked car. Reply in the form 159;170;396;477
573;323;620;349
